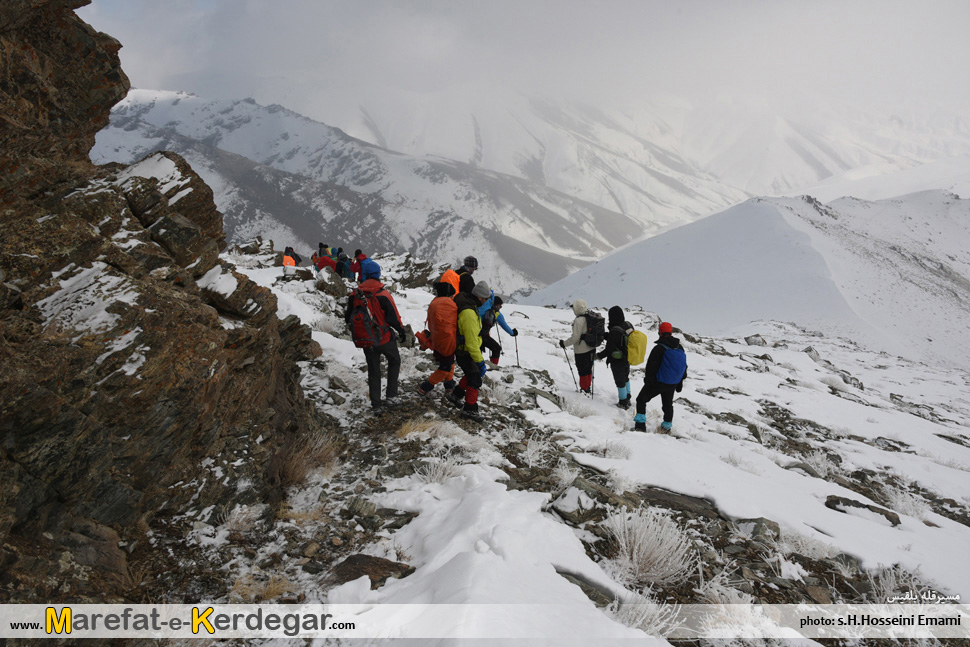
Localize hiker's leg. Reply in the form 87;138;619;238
452;351;473;399
635;383;660;414
363;347;382;407
575;351;594;391
660;387;675;423
483;335;501;364
428;353;455;387
383;338;401;398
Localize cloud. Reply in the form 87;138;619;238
78;0;970;119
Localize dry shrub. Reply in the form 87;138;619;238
278;431;339;487
604;508;698;588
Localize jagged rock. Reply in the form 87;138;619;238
573;477;640;510
0;1;333;602
522;386;562;408
325;554;415;590
785;462;823;479
315;268;350;298
806;585;833;604
825;495;901;526
639;487;724;520
556;570;616;608
735;517;781;543
745;334;767;346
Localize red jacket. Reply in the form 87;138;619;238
314;255;337;272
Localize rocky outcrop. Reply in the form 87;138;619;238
0;2;329;602
1;0;129;200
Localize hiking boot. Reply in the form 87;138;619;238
658;421;673;434
445;390;463;408
416;384;431;397
616;400;631;410
385;396;403;408
371;404;384;416
460;407;484;423
632;421;647;432
485;360;499;370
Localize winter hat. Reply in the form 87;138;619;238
354;249;363;258
458;273;476;294
659;321;673;334
572;299;588;315
493;296;503;308
434;281;456;297
471;281;491;300
338;252;348;261
608;305;624;327
463;255;478;270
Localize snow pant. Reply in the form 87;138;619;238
453;350;483;410
481;333;502;364
609;359;631;401
575;350;594;392
363;338;400;408
419;351;456;393
635;383;676;423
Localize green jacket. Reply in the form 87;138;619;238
454;292;483;362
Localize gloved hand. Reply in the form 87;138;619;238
676;383;683;393
559;339;566;349
512;328;518;337
477;361;487;378
399;330;407;344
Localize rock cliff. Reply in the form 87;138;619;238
0;1;330;601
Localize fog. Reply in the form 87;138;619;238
78;0;970;132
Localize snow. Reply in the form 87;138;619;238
35;262;139;339
212;252;970;642
526;190;970;369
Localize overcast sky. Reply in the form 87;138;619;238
78;0;970;123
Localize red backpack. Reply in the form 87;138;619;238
348;288;389;348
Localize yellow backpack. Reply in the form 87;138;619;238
627;330;648;365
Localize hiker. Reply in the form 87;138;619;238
447;279;492;422
311;243;328;264
598;306;633;409
457;255;478;278
282;246;302;278
439;254;476;295
416;281;458;396
350;249;370;282
313;248;337;274
344;263;406;411
633;322;687;433
559;299;601;394
480;296;517;367
335;252;354;280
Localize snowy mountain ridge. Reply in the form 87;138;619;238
526;190;970;370
92;90;661;293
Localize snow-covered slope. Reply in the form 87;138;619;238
91;90;649;293
525;191;970;369
204;249;970;641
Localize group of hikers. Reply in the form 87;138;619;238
559;302;687;433
282;244;687;431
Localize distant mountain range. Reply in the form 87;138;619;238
92;90;970;294
526;190;970;369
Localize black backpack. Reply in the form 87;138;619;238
581;311;605;347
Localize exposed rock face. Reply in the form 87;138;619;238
0;2;328;602
1;0;129;200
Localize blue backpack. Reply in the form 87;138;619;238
359;257;381;280
656;344;687;384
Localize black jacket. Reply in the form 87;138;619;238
643;335;687;386
598;321;633;362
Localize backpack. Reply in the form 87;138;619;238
426;295;458;356
348;288;389;348
656;344;687;384
482;307;497;330
627;330;648;366
581;311;605;347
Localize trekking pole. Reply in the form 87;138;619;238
514;335;520;367
562;346;579;392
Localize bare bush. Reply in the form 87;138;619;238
883;486;931;520
218;504;264;534
416;453;463;484
277;431;339;487
551;459;579;496
608;590;682;637
603;508;698;588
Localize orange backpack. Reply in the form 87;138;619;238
426;295;458;356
